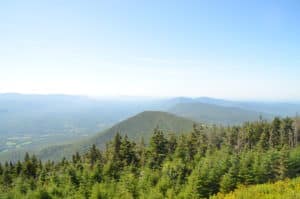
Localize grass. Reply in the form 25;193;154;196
211;177;300;199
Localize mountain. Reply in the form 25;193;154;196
192;97;300;116
0;93;164;137
1;93;299;161
0;93;169;154
37;111;196;161
168;102;272;125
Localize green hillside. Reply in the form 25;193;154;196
169;102;272;125
38;111;196;161
211;177;300;199
1;117;300;199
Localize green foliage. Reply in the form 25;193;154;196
211;177;300;199
2;117;300;198
38;111;195;161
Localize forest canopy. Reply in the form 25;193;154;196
1;117;300;199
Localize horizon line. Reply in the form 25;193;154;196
0;92;299;103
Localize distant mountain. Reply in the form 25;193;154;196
1;93;300;161
170;97;300;116
0;93;162;136
169;102;272;125
0;93;168;154
37;111;196;161
197;97;300;116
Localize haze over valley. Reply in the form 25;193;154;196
1;93;300;162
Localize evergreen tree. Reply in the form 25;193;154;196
87;144;102;167
258;124;270;151
280;117;294;147
149;127;168;169
270;117;281;148
23;154;38;178
68;167;80;187
2;118;300;198
137;137;146;167
167;133;177;154
2;170;12;187
238;152;255;185
120;135;138;166
174;134;189;161
0;162;3;175
16;160;22;175
220;156;239;193
113;132;122;161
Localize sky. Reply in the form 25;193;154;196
0;0;300;101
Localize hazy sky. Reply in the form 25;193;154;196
1;0;299;100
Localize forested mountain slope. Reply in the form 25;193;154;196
1;117;300;198
37;111;196;161
1;93;299;162
2;93;298;158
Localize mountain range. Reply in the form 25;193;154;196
1;93;300;161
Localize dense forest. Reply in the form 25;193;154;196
1;117;300;198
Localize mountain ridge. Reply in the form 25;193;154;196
168;102;273;125
37;111;196;161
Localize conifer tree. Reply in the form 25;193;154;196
87;144;102;167
149;127;168;169
137;137;146;167
2;170;12;187
270;117;281;148
0;162;3;175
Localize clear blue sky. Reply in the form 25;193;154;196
1;0;299;100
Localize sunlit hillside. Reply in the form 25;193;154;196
211;177;300;199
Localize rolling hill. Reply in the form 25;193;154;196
169;102;272;125
37;111;196;161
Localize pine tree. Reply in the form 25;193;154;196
187;130;198;160
137;137;146;167
220;156;239;193
87;144;102;167
149;127;168;169
120;135;137;166
16;161;22;175
294;116;300;146
24;152;30;162
72;152;81;164
167;133;177;154
258;125;270;151
113;132;122;161
174;134;189;161
277;147;289;180
220;173;236;193
280;117;294;147
23;154;37;178
269;117;281;148
2;170;12;187
0;162;3;175
68;167;80;187
238;152;255;185
193;123;208;156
